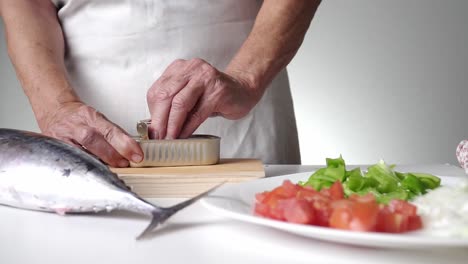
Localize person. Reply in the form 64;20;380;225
0;0;321;167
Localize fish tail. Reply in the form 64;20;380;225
136;209;172;240
136;182;225;240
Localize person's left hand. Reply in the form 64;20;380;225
146;58;263;139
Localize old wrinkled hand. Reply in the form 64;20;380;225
146;58;262;139
39;101;143;167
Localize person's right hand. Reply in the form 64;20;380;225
38;101;143;167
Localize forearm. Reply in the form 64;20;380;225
0;0;78;127
226;0;321;93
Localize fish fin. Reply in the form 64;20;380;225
135;210;170;240
136;182;226;240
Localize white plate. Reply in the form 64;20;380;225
201;172;468;249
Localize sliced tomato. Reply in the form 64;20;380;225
280;198;315;224
376;200;422;233
330;198;378;231
387;199;417;215
268;205;286;220
255;192;267;203
263;191;284;207
281;180;300;198
295;187;319;199
269;186;288;199
348;199;379;231
407;215;423;231
255;192;286;220
265;193;287;220
312;199;332;226
267;180;299;199
349;193;376;203
253;179;423;234
330;199;354;209
376;211;408;233
329;181;345;200
329;200;353;229
296;189;329;203
320;188;331;197
254;202;269;216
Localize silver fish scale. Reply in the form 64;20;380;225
0;128;219;239
0;129;137;207
1;130;110;180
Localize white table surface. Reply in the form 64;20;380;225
1;164;467;264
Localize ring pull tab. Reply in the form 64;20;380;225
137;119;151;140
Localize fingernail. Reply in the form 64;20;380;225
132;154;143;163
118;159;129;167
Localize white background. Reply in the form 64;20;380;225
1;0;467;165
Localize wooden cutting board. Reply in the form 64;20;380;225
110;158;265;198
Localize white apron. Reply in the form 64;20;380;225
51;0;300;164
